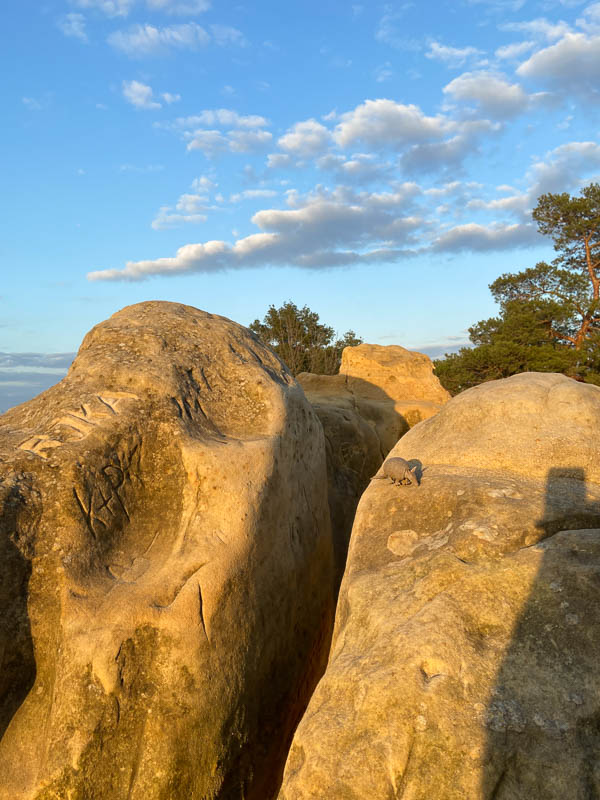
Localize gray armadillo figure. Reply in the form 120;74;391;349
383;457;419;486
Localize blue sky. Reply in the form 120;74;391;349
3;0;600;410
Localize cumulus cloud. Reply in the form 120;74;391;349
425;41;485;67
443;71;531;118
228;129;273;153
167;109;268;128
494;40;535;59
230;189;278;202
374;62;393;82
266;153;292;169
278;119;332;156
577;3;600;33
209;24;247;47
88;184;423;281
151;176;221;228
517;33;600;98
333;99;446;149
185;128;272;155
400;119;499;175
500;17;571;40
58;13;88;42
108;22;210;55
122;79;162;109
162;92;181;104
72;0;210;14
185;129;228;155
72;0;134;17
146;0;211;13
157;109;272;155
431;222;540;252
152;207;208;229
461;140;600;223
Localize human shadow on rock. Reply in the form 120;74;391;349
0;480;37;741
482;467;600;799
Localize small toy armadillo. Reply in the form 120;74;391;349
381;457;419;486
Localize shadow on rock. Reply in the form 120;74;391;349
482;466;600;798
0;477;38;741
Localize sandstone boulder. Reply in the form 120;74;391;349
341;343;450;450
296;345;448;583
279;373;600;799
0;301;334;800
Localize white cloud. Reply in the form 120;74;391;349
152;207;208;229
374;62;393;82
169;109;268;128
58;13;88;42
431;222;539;252
494;40;535;59
316;153;395;184
425;41;485;67
209;24;247;46
191;175;216;193
107;22;210;56
458;140;600;225
72;0;134;17
278;119;332;156
185;128;272;155
228;129;273;153
146;0;211;13
526;140;600;196
162;92;181;104
400;120;499;175
266;153;292;169
88;184;423;281
230;189;278;202
517;33;600;98
186;129;228;155
122;79;161;109
500;17;572;40
333;99;446;149
577;3;600;33
375;5;420;50
72;0;210;14
443;71;530;118
22;96;45;111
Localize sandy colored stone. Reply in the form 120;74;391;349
279;372;600;799
0;301;334;800
296;346;447;579
340;344;450;410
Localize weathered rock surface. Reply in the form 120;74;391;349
297;344;448;584
341;343;450;449
0;301;334;800
279;372;600;799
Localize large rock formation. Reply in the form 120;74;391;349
279;373;600;799
297;344;449;584
0;302;334;800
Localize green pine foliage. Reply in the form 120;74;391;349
435;183;600;394
249;301;362;375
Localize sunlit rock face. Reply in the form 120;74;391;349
297;343;449;586
0;301;334;800
279;373;600;800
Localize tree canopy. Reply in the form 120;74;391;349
249;301;362;375
434;183;600;394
